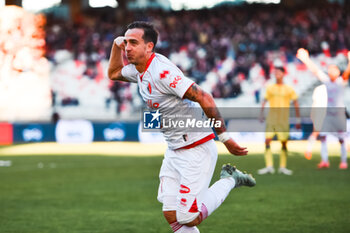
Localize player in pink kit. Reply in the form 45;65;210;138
297;48;350;170
108;21;256;233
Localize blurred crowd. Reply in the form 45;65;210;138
45;3;350;114
0;6;51;121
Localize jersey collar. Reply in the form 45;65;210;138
140;53;155;81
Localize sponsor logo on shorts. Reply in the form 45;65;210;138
179;184;190;194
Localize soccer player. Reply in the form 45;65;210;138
297;48;350;169
304;84;327;160
108;21;256;233
258;63;300;175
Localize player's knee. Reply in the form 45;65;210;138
176;211;201;226
339;138;344;144
320;135;326;142
281;141;287;150
265;139;271;148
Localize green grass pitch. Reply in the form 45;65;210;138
0;152;349;233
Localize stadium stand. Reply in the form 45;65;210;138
44;3;350;120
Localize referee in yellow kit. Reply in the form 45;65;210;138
258;62;300;175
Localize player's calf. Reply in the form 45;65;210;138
176;211;202;226
163;210;202;232
163;210;201;226
163;210;177;224
281;141;287;150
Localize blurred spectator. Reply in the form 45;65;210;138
51;112;60;124
110;81;132;115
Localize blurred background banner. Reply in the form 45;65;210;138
13;123;56;143
2;120;349;144
93;121;139;141
55;119;94;143
0;122;13;145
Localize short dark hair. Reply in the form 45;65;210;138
275;66;285;73
126;21;158;51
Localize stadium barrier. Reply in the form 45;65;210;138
2;119;349;144
0;120;329;144
9;120;139;144
0;123;13;145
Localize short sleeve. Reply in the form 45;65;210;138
121;64;139;83
156;73;195;98
289;87;298;100
264;86;271;100
336;77;348;87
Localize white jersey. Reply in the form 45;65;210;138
317;70;346;108
121;53;213;149
311;84;327;131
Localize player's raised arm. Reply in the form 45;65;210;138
108;36;129;82
296;48;328;82
183;83;248;156
342;51;350;81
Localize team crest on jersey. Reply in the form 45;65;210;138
143;110;162;129
160;70;169;79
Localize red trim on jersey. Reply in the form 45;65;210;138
178;133;215;150
181;82;195;99
140;53;155;81
148;82;152;94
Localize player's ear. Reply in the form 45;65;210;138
146;42;154;53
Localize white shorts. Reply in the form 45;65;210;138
320;112;347;138
157;139;217;218
310;108;326;132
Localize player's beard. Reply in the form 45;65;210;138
126;52;141;65
127;55;137;65
128;53;147;66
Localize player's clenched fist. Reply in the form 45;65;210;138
296;48;309;62
114;36;125;49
